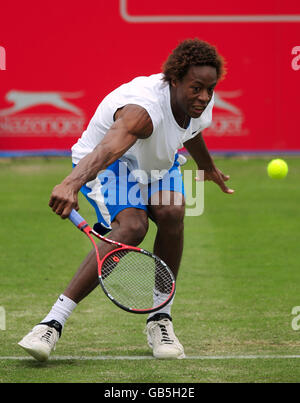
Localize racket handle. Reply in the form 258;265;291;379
68;209;86;229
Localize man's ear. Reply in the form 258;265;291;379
171;79;177;88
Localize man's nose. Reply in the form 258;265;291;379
197;89;210;104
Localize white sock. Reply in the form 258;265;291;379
147;289;175;321
41;294;77;328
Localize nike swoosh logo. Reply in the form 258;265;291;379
59;297;64;302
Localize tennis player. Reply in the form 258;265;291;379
18;38;234;361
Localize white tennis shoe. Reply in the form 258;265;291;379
18;320;61;362
146;314;185;359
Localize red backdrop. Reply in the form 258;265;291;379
0;0;300;156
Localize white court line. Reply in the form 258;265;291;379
2;355;300;361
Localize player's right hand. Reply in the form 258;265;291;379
49;183;79;219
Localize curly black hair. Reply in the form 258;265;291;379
162;38;226;83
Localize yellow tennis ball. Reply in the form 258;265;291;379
267;159;288;179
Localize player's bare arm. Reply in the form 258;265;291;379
49;104;153;218
184;132;234;194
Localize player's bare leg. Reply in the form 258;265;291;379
145;191;185;359
150;191;185;280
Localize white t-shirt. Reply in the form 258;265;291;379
72;73;214;184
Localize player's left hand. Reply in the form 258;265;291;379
195;167;234;194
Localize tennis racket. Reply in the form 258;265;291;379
68;209;175;314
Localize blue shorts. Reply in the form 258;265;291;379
77;154;185;235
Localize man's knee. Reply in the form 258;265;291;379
126;217;148;244
153;204;185;229
114;209;149;245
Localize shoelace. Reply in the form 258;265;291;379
41;329;55;345
158;323;174;344
149;323;174;344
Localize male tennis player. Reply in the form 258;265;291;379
18;38;234;361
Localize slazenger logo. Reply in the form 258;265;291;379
207;90;247;136
0;90;85;136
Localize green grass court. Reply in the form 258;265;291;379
1;156;300;383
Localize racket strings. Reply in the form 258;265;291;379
100;249;174;311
